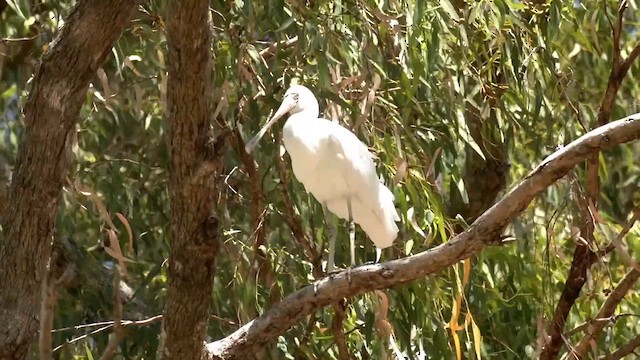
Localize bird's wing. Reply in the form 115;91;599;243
319;120;381;198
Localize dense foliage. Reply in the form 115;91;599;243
1;0;639;359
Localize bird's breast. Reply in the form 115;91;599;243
282;119;352;202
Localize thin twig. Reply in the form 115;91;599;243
606;208;640;269
611;0;627;67
564;313;639;337
52;315;163;333
0;34;41;43
53;325;112;353
259;36;298;60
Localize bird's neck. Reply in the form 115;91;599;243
287;108;319;124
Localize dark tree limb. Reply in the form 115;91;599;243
158;1;225;360
570;267;640;358
0;1;140;358
205;114;640;360
600;334;640;360
331;301;351;360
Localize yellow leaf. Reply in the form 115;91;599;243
463;258;471;287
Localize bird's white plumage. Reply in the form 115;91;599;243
283;114;400;248
246;85;400;250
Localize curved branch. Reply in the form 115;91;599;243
206;114;640;359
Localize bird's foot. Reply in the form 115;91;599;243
320;266;354;284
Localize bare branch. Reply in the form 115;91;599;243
331;302;351;360
611;0;628;67
600;334;640;360
53;315;162;353
259;36;299;60
564;313;639;337
571;267;640;358
230;104;270;285
53;315;163;333
607;208;640;269
53;325;113;353
206;114;640;360
619;42;640;74
99;267;124;360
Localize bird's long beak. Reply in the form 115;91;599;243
245;95;295;154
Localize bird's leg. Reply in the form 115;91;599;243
347;198;355;284
348;199;355;267
323;203;337;274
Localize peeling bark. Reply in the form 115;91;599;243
0;1;140;358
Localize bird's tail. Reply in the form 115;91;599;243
325;183;400;249
344;184;400;249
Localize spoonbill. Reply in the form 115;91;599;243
245;84;400;272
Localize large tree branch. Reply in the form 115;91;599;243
206;114;640;359
0;1;140;358
158;1;225;360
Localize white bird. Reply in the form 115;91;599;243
245;84;400;272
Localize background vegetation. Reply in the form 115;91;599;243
1;0;639;359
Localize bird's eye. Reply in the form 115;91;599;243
293;94;299;101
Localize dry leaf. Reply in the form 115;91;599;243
105;229;132;277
392;157;408;185
116;213;134;254
96;67;111;101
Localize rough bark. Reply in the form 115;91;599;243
205;114;640;360
158;1;225;360
0;1;140;359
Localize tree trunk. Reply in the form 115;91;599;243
158;1;225;359
0;1;140;358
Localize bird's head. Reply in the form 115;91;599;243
279;85;319;116
245;84;319;153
